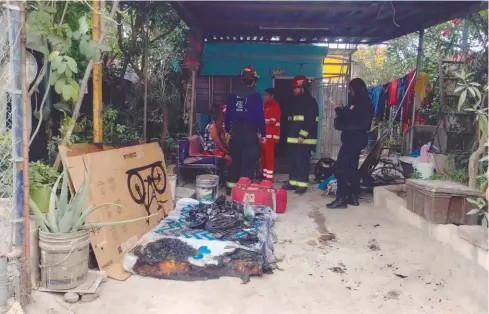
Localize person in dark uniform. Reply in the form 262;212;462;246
225;66;266;193
327;78;374;209
282;75;319;195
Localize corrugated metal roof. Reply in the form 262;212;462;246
172;1;486;44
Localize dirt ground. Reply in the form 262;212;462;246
27;184;488;314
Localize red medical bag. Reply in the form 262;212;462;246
231;178;287;213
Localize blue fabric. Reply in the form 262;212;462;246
225;92;266;137
318;175;336;190
368;86;382;116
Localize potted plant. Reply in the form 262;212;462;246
29;165;156;290
29;161;60;213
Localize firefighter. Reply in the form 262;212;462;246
282;75;319;195
261;88;281;180
225;65;266;193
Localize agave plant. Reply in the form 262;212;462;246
30;165;156;233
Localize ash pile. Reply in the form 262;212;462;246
123;196;275;283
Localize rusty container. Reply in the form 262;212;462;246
406;179;484;225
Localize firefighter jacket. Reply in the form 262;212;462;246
287;93;319;145
264;99;281;143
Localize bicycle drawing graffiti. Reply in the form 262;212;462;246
126;161;168;224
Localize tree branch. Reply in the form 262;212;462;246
53;0;121;169
149;28;174;45
119;10;146;79
28;56;48;97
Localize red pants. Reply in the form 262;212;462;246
261;141;276;180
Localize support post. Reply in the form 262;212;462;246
188;70;196;136
143;27;148;142
409;29;424;153
92;0;103;144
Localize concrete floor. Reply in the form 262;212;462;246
27;187;488;314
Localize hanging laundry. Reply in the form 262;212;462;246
376;83;389;120
368;86;382;117
388;79;399;106
402;70;416;126
414;72;430;101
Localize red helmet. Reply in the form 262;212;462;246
292;75;309;88
239;65;260;80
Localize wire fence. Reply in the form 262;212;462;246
0;6;29;310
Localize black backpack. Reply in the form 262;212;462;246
314;158;335;182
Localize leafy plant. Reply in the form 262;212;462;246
455;70;488;189
26;3;111;118
29;161;60;190
410;170;422;179
466;197;488;227
29;165;156;233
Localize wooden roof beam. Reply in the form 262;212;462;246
197;2;412;13
202;20;371;29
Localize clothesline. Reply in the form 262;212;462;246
367;69;416;91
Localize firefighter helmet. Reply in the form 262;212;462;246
239;65;260;80
292;75;310;89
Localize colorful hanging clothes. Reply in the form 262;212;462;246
377;83;389;120
414;72;430;101
388;79;399;106
368;86;382;117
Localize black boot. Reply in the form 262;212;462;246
348;193;360;206
326;198;348;209
282;182;296;191
295;187;307;195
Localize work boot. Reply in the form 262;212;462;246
326;198;348;209
348;193;360;206
295;187;307;195
282;182;296;191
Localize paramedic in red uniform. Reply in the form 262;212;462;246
282;75;319;195
261;88;281;180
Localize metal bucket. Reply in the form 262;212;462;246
39;230;90;290
196;174;219;204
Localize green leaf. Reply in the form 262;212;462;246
65;67;73;78
33;104;52;121
47;171;65;233
458;90;467;111
49;71;60;85
54;78;65;94
53;102;72;114
470;82;481;87
57;62;67;75
453;86;464;94
29;199;50;232
96;43;111;52
62;84;73;101
467;87;476;99
42;5;57;14
82;212;160;230
78;16;89;35
92;49;102;62
466;208;480;216
48;51;60;62
51;55;63;70
65;56;78;73
72;30;81;40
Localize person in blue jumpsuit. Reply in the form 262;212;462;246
327;78;374;208
225;66;266;193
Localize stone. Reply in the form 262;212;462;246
81;288;100;302
63;292;79;304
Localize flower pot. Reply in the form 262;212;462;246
30;186;51;213
39;230;90;290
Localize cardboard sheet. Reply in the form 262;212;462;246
64;143;174;280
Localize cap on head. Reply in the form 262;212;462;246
240;65;260;80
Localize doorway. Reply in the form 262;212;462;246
273;78;293;173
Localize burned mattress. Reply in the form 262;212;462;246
123;200;275;282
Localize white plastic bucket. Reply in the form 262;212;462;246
414;162;434;179
196;174;219;204
39;230;90;290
